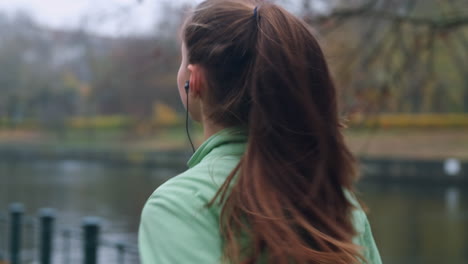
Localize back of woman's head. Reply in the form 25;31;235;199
183;0;364;263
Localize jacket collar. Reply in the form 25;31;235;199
187;126;248;168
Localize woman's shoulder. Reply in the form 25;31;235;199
141;176;213;232
152;165;224;202
141;164;230;224
139;169;224;264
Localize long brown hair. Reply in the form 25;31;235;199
183;0;364;263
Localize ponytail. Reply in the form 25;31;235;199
184;1;364;263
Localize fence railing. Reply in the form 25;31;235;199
0;203;139;264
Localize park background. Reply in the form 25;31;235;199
0;0;467;263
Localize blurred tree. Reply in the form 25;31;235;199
303;0;468;114
0;0;467;135
0;4;186;133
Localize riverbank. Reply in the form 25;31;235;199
1;127;467;160
1;145;467;184
345;128;468;160
1;127;468;183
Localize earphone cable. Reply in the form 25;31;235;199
186;93;196;154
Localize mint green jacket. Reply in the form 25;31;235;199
139;126;382;263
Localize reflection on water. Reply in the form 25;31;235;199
0;161;181;237
0;160;182;263
358;182;468;264
0;160;467;264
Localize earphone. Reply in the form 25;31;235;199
184;80;196;154
184;80;190;93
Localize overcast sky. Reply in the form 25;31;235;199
0;0;200;36
0;0;327;36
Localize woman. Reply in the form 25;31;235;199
139;0;382;263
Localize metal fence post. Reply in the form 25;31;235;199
82;217;100;264
9;203;24;264
61;229;71;264
0;213;6;264
116;242;125;264
0;252;5;264
38;208;55;264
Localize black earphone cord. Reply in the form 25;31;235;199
185;81;196;154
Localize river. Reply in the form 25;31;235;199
0;160;467;264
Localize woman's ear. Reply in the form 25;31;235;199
187;64;204;95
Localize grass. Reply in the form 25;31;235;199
1;127;467;160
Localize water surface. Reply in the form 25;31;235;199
0;160;466;264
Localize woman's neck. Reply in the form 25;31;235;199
202;115;225;141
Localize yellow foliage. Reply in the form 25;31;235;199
0;117;40;129
349;114;468;128
63;72;80;88
63;71;92;97
153;102;182;126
